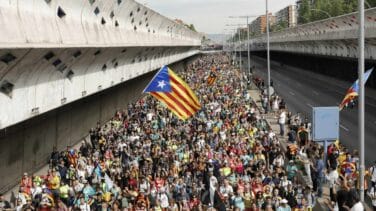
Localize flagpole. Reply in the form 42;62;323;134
358;0;365;202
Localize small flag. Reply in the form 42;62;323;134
339;68;374;110
143;66;201;120
207;72;217;86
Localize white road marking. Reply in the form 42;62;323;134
313;91;319;96
289;91;295;96
340;124;349;132
306;103;314;108
367;103;376;108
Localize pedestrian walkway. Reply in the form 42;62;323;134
248;72;373;211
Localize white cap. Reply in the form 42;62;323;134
281;199;288;204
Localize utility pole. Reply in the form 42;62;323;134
358;0;365;202
238;29;242;71
229;16;259;75
247;16;250;75
226;24;247;71
266;0;271;112
224;28;237;65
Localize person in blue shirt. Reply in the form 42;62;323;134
312;154;325;197
232;191;245;211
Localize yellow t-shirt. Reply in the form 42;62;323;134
50;176;60;190
103;192;112;202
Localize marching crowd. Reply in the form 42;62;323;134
0;53;371;211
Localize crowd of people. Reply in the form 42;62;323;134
0;53;370;211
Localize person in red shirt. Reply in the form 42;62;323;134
154;173;165;191
189;194;201;210
20;172;32;195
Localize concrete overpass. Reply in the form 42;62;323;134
228;8;376;60
0;0;201;192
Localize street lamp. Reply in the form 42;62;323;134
223;29;236;58
229;15;260;76
266;0;271;113
226;24;248;71
224;28;237;64
358;0;366;203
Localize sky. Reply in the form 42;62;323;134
136;0;297;34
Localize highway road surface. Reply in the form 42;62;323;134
250;56;376;166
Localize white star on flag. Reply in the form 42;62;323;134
157;80;166;89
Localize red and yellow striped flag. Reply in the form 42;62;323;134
143;66;201;120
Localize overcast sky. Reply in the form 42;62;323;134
136;0;297;34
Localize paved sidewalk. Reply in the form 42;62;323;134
248;85;329;211
248;84;373;211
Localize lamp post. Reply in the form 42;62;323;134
229;16;259;75
266;0;271;113
358;0;365;202
226;24;248;71
224;28;237;64
224;29;235;58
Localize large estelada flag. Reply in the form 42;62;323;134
143;66;201;120
339;68;374;111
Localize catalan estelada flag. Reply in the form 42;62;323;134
339;68;374;110
207;71;217;86
143;66;201;120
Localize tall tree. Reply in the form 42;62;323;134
298;0;312;24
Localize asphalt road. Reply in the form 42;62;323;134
249;56;376;166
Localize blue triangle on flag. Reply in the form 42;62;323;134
143;66;172;93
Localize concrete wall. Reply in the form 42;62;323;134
0;54;200;193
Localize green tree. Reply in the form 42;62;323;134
310;0;331;21
298;0;312;24
328;0;344;17
368;0;376;7
271;21;288;32
297;0;373;25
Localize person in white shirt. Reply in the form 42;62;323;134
219;179;233;199
368;187;376;210
280;176;291;192
325;167;339;203
146;111;154;121
159;190;169;209
369;161;376;188
79;197;90;211
278;109;287;136
347;190;363;211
